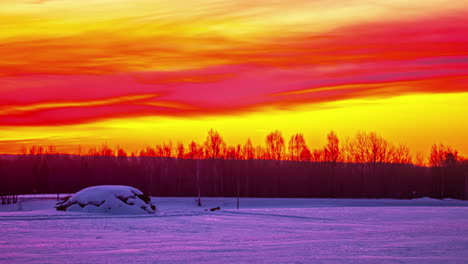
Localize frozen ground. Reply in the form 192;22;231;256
1;196;468;264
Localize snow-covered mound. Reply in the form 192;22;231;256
55;185;157;214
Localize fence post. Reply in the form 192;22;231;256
464;172;468;201
196;159;201;207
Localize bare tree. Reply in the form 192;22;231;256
20;146;27;155
187;141;200;159
266;130;285;160
46;145;57;155
37;146;44;155
415;152;425;167
430;144;459;167
255;145;267;159
393;144;412;164
299;147;311;161
235;144;242;160
162;141;173;157
88;147;99;156
324;131;340;162
242;139;255;160
117;146;127;157
140;145;156;157
346;131;396;164
155;144;163;157
99;144;114;156
76;145;83;156
225;146;237;160
204;129;226;159
288;133;307;161
176;142;185;159
29;145;37;156
312;149;324;162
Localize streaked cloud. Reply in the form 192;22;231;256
1;0;468;153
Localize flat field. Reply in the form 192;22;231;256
1;197;468;263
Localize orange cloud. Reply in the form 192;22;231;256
0;94;157;115
1;0;468;154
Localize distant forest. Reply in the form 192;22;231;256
1;130;468;202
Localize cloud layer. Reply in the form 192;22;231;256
1;0;468;126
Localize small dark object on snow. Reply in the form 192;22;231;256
205;206;221;212
55;196;71;211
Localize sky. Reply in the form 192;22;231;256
0;0;468;156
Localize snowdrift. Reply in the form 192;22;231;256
55;185;157;214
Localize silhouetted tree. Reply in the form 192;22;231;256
162;141;173;157
299;147;312;161
20;146;27;155
242;139;255;160
155;144;163;157
36;146;44;155
88;147;99;156
266;130;285;160
187;141;200;159
176;143;185;159
235;144;242;160
393;144;412;164
29;145;37;156
324;131;340;162
346;131;396;163
288;133;308;161
415;152;425;167
225;146;237;160
140;146;156;157
255;145;267;159
430;144;459;167
99;144;114;156
312;149;324;162
117;146;127;157
204;129;226;159
76;145;83;156
46;145;57;155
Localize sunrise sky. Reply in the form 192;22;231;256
1;0;467;156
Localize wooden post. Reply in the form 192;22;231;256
17;198;23;211
196;159;201;206
237;163;240;209
465;172;468;201
441;169;444;199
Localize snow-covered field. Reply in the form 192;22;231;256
1;196;468;263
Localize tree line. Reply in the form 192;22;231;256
1;129;467;203
16;129;466;167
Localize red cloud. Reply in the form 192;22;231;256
1;12;468;126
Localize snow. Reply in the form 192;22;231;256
1;197;468;263
55;185;156;214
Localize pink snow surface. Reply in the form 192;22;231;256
1;197;468;263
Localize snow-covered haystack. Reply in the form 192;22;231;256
55;185;157;214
